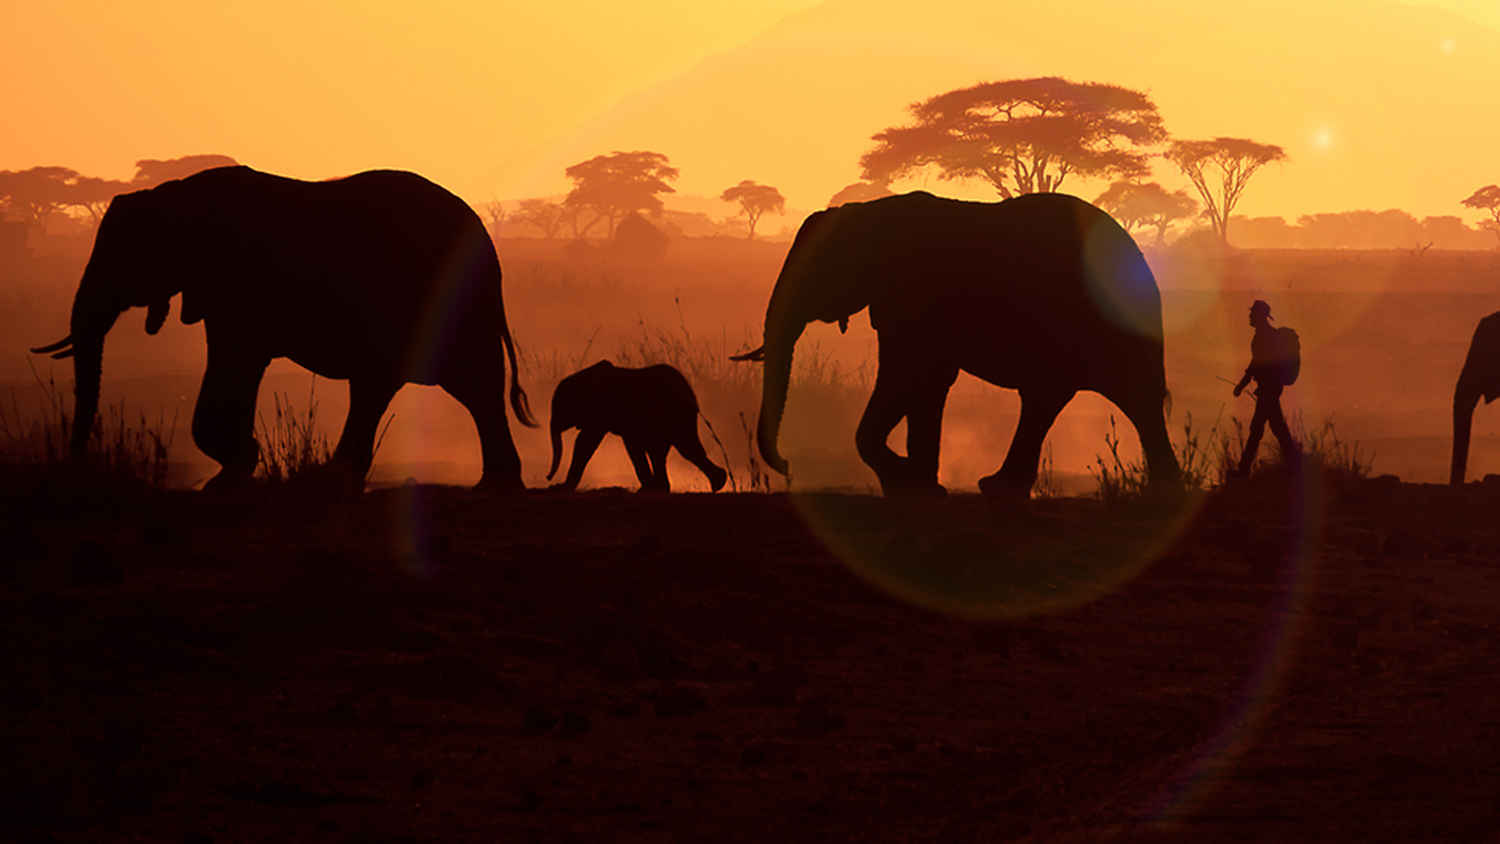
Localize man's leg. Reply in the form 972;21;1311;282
1266;390;1299;464
1238;393;1272;475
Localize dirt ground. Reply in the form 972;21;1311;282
4;470;1500;842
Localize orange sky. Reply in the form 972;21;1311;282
5;0;1499;221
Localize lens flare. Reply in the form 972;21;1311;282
787;490;1207;621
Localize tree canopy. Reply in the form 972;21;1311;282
1461;185;1500;245
564;151;678;238
1093;180;1198;244
512;199;566;239
720;180;785;239
1166;137;1285;244
859;77;1166;199
0;167;129;229
826;180;894;207
131;154;238;188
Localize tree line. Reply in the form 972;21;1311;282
6;76;1500;250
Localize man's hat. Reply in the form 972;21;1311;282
1250;299;1272;317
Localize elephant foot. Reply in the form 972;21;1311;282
475;472;527;494
978;471;1032;502
202;468;255;494
882;481;946;499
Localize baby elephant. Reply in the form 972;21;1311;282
547;360;728;492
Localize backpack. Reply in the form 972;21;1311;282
1272;326;1301;385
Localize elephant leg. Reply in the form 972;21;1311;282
980;387;1074;500
559;427;606;491
1115;387;1182;486
904;364;959;494
646;440;672;492
856;336;937;495
193;350;269;490
674;420;727;492
443;373;524;492
624;439;657;490
332;378;400;485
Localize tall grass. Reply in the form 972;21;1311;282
1091;407;1373;502
1091;410;1227;503
254;376;392;484
0;368;176;488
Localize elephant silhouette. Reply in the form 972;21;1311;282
31;166;536;491
732;191;1180;498
546;360;727;492
1450;311;1500;485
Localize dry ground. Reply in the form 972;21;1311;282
4;470;1500;842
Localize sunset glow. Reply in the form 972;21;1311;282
3;0;1498;220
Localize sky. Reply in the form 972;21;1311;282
4;0;1499;220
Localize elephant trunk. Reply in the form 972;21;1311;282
755;321;804;478
63;268;124;460
69;339;105;458
1451;380;1481;486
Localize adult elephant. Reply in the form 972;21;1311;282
733;191;1179;498
31;166;535;490
1450;311;1500;485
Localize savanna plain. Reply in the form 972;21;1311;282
5;237;1500;840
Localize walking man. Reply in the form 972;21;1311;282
1233;299;1300;476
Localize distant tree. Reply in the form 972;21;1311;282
860;77;1166;199
64;175;132;225
1461;185;1500;246
826;179;894;207
131;154;238;187
1227;215;1301;249
512;199;566;239
1093;180;1198;244
0;166;81;229
479;200;507;240
720;180;785;239
612;212;669;261
563;151;678;239
1295;209;1423;250
1422;215;1491;250
1166;137;1286;244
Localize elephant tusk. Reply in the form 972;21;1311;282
31;334;74;354
729;345;766;362
51;348;76;360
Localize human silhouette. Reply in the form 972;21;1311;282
547;360;727;493
1232;299;1300;476
30;166;536;492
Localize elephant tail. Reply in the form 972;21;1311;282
502;327;537;428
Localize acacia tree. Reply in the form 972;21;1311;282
1460;185;1500;246
720;180;785;239
563;151;678;239
64;176;132;225
1166;137;1285;244
826;179;894;207
512;198;565;239
479;200;507;240
131;154;238;187
859;77;1166;199
0;167;81;229
1093;180;1199;244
